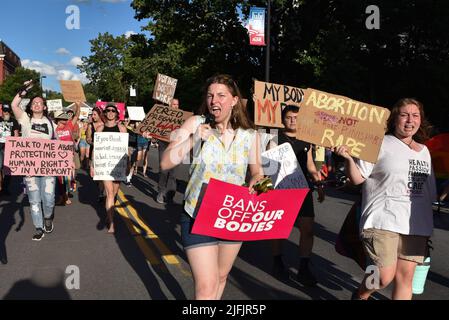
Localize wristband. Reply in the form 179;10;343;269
17;84;28;98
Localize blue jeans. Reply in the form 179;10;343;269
24;176;56;229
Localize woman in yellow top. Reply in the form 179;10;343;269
78;120;90;170
160;74;264;300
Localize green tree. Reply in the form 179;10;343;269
81;0;449;130
131;0;263;110
78;33;132;103
0;67;42;103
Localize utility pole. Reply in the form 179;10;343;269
265;0;271;82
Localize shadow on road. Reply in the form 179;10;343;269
0;176;27;265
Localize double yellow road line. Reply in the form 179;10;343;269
114;189;189;275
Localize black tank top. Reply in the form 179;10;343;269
102;124;120;133
91;123;100;147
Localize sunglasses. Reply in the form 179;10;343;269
104;108;117;113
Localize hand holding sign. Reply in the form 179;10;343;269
192;179;309;241
60;80;86;102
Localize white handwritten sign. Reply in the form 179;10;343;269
46;99;63;112
127;106;146;121
262;143;309;189
93;132;128;181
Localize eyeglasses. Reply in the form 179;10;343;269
104;108;117;113
32;102;44;106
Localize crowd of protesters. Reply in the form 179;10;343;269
0;75;441;301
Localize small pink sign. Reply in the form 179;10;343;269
4;137;74;176
192;178;309;241
95;101;126;121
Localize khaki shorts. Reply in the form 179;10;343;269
361;229;428;267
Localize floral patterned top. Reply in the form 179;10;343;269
184;116;257;217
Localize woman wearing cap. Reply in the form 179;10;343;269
95;104;127;234
54;103;80;205
11;80;58;241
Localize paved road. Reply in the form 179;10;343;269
1;148;448;300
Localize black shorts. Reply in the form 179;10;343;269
180;212;241;250
296;190;315;219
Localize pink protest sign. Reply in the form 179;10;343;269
192;178;309;241
3;137;74;176
95;101;126;121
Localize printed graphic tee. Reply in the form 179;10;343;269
356;134;437;236
56;121;75;142
18;113;56;139
0;117;20;144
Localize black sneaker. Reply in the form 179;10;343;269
32;229;45;241
272;259;290;281
156;193;166;204
44;219;54;233
296;266;318;287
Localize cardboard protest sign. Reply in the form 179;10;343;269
59;80;86;102
253;80;305;128
3;137;74;176
152;73;178;105
191;178;309;241
262;143;309;189
46;99;63;112
95;101;126;121
93;132;128;181
127;106;146;121
135;104;193;142
296;88;390;163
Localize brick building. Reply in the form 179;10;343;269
0;40;21;85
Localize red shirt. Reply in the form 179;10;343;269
56;121;75;142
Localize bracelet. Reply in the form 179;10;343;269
17;84;30;98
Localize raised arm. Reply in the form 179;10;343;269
71;101;81;125
11;79;34;120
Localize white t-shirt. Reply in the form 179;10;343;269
18;113;56;139
356;134;436;236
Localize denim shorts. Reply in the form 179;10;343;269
137;141;149;151
79;139;89;148
180;212;241;250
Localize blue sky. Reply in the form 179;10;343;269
0;0;149;92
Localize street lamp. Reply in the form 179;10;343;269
40;75;47;98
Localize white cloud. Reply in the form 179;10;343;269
125;30;137;38
22;59;57;76
55;48;71;55
57;70;89;84
69;56;83;67
57;70;78;81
